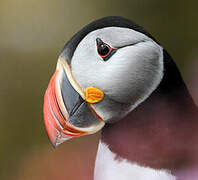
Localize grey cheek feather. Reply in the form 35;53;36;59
91;96;132;122
91;43;163;122
70;27;164;122
97;41;163;104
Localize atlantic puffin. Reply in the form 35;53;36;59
43;16;198;180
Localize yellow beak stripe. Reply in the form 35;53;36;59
85;87;104;104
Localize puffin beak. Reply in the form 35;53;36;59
43;58;105;147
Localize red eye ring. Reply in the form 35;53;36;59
96;38;116;61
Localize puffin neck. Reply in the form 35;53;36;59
101;49;198;172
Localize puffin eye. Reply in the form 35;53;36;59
98;44;110;56
96;38;116;61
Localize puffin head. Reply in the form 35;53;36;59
43;16;164;147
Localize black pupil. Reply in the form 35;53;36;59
98;44;109;56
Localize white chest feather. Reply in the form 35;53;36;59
94;141;176;180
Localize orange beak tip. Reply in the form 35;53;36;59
43;71;85;147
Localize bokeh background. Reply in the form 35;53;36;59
0;0;198;179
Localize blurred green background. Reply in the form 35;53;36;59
0;0;198;179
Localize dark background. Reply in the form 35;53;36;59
0;1;198;179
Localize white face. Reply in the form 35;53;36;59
70;27;164;122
